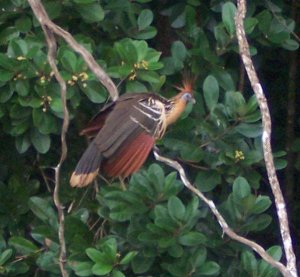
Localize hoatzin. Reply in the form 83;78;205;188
70;78;195;187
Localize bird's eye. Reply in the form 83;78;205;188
181;92;191;101
181;92;196;104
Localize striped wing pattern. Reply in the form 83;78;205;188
70;93;170;186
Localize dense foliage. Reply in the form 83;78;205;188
0;0;299;276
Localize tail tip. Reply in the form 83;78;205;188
70;170;99;187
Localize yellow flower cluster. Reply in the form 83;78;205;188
234;150;245;162
134;60;149;70
128;60;149;81
13;73;26;81
67;72;89;86
37;71;54;84
40;95;52;112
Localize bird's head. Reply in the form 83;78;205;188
166;74;196;126
173;73;196;104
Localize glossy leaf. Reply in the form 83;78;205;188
30;129;51;153
168;196;185;221
0;249;13;266
233;176;251;199
138;9;154;31
178;232;206;246
9;236;38;255
203;75;219;111
222;2;237;35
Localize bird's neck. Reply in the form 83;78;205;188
165;98;187;126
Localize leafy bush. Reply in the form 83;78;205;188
0;0;298;276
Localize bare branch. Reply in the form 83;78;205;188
27;0;118;101
235;1;297;276
153;149;291;277
28;1;70;276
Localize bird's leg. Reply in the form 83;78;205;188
119;177;127;191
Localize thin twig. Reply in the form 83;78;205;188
235;1;297;276
153;149;290;277
28;1;69;276
27;0;118;101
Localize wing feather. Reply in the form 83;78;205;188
103;132;154;177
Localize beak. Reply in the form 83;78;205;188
190;97;196;104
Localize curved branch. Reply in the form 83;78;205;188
153;149;290;277
235;1;297;276
28;0;118;101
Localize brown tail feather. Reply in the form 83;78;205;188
70;142;103;187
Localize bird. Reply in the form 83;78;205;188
70;76;195;187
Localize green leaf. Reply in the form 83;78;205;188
0;249;13;266
77;3;105;23
15;16;32;33
132;40;148;62
195;171;221;192
242;214;272;232
0;70;14;82
282;39;299;51
214;25;230;49
235;123;262;138
29;196;57;226
132;255;154;274
267;245;282;261
233;177;251;199
133;27;157;40
222;2;237;35
180;143;204;162
50;97;63;114
61;50;77;72
114;39;138;64
148;163;165;191
92;263;113;276
102;238;117;263
15;134;31;153
15;80;30;96
72;262;93;277
244;17;258;34
171;41;187;61
81;81;107;103
30;129;51;153
258;246;282;276
203;75;219;111
120;251;138;265
9;236;38;255
256;10;272;34
198;261;220;275
241;251;258;275
0;27;20;45
138;71;160;84
32;109;58;134
112;270;125;277
0;54;18;70
126;80;147;93
0;86;14;103
251;196;272;214
86;248;106;263
138;9;154;31
190;247;207;268
178;232;206;246
168;196;185;221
